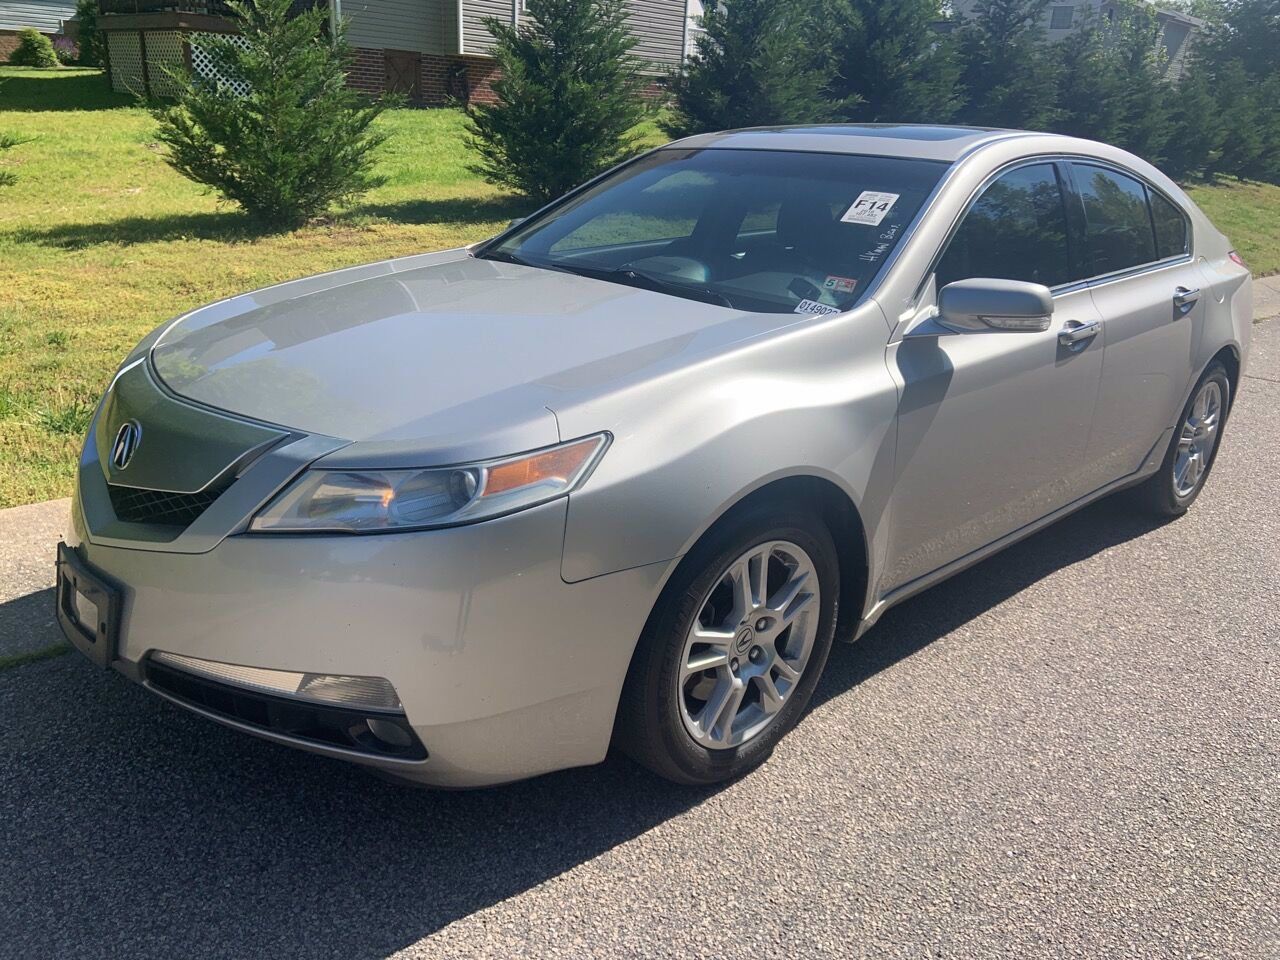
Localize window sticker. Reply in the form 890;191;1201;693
823;275;858;294
795;299;840;316
841;191;900;226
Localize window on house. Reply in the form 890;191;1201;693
1049;5;1074;29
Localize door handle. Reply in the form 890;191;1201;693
1174;286;1201;311
1059;319;1101;347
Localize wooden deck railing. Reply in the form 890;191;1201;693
98;0;324;18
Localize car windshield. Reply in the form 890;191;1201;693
480;148;949;314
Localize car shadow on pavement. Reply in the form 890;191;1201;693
0;494;1168;959
816;494;1172;709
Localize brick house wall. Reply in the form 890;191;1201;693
0;29;22;60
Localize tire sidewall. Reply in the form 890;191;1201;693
626;505;840;785
1164;363;1231;513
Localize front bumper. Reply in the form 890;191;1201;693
65;495;671;787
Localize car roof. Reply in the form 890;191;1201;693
668;124;1051;164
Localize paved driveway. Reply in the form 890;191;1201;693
2;321;1277;959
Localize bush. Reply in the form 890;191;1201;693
664;0;843;138
73;0;104;67
9;28;60;68
467;0;649;205
52;36;78;65
152;0;388;227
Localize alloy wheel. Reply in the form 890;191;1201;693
1173;379;1222;498
677;540;820;750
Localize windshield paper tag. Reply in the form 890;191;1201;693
824;275;858;294
841;192;900;226
795;299;840;316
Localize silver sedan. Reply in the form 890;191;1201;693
58;125;1253;786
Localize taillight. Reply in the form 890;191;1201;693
1229;250;1248;268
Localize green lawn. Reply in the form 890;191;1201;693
0;66;1277;508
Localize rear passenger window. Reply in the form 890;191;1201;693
935;163;1072;289
1150;190;1189;260
1073;164;1158;275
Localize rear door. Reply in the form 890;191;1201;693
1067;162;1202;478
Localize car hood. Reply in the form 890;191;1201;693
150;250;790;465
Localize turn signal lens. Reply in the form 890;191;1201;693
1229;250;1247;268
249;434;609;533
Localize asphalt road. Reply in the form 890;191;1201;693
2;321;1278;959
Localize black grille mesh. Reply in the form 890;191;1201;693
107;484;224;527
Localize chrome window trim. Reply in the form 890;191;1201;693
1066;158;1194;272
916;152;1196;302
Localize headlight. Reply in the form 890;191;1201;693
249;433;609;533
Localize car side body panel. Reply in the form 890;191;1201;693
556;299;901;590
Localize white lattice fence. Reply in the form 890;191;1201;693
144;30;186;98
191;33;252;97
106;32;143;95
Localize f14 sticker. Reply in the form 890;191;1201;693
841;192;899;226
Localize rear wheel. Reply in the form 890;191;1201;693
1133;361;1230;517
615;504;839;785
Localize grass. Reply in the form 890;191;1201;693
0;66;665;506
1186;179;1280;276
0;642;71;672
0;65;1277;507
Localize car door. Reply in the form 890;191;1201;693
880;161;1105;592
1067;162;1202;478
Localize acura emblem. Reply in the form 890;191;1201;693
111;421;142;470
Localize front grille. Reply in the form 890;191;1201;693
107;484;224;527
146;659;427;760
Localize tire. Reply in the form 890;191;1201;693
615;502;840;785
1132;361;1231;517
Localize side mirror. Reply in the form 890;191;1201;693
937;278;1054;333
506;217;526;230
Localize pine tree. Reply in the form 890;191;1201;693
153;0;388;227
954;0;1061;130
73;0;105;67
1197;0;1279;81
663;0;844;138
467;0;649;205
1160;62;1224;180
1055;3;1173;164
832;0;961;124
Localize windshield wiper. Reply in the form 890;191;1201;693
475;248;537;268
571;265;737;309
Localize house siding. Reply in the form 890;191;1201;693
459;0;508;55
459;0;683;69
344;0;449;56
0;0;77;35
625;0;684;70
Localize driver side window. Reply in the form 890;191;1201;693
936;164;1072;290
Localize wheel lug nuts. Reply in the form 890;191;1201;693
749;647;764;664
755;617;770;631
730;658;739;673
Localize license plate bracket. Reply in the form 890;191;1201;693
55;542;122;669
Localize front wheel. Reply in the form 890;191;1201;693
1133;361;1231;517
615;504;840;785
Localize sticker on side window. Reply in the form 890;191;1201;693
795;299;840;316
841;191;900;226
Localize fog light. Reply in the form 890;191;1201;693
149;652;402;711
